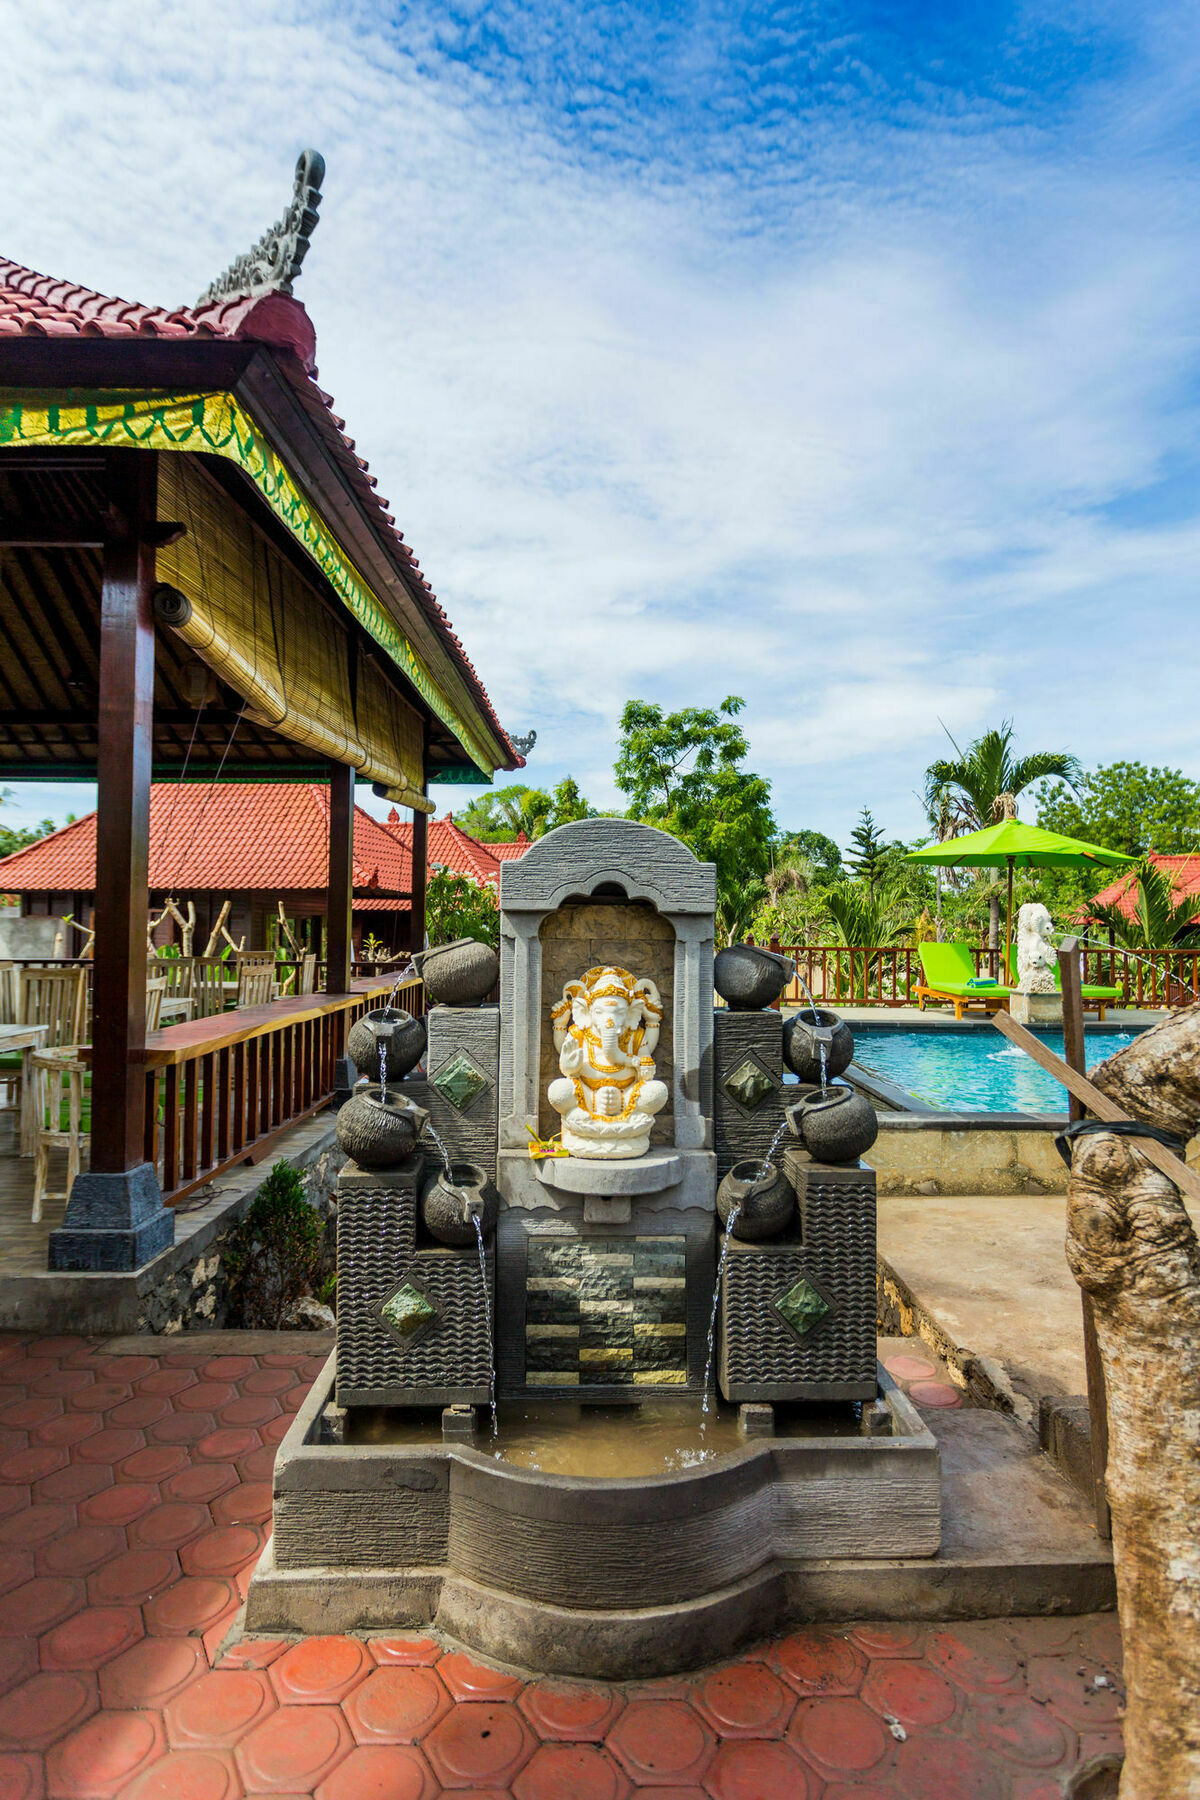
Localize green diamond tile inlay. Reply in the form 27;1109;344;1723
432;1051;491;1113
723;1057;775;1111
775;1276;831;1340
379;1282;438;1338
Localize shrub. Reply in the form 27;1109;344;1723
224;1159;325;1328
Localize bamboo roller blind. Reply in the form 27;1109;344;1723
157;457;430;810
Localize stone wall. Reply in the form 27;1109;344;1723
536;901;676;1144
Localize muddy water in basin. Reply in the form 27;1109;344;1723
348;1397;864;1477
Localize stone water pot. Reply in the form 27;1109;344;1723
786;1083;878;1165
421;1160;499;1246
335;1088;430;1169
414;938;499;1008
714;944;795;1011
716;1160;795;1240
782;1008;854;1084
346;1007;427;1085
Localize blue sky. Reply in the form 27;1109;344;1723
3;0;1199;853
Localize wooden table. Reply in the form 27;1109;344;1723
0;1023;51;1155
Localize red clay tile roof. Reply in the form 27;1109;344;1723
0;254;521;772
490;834;531;861
1090;852;1200;923
0;783;411;895
382;813;522;887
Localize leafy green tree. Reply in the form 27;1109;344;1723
425;869;499;950
614;696;775;945
778;829;842;883
846;809;889;896
823;878;911;1000
924;720;1082;947
454;779;595;843
1036;762;1200;858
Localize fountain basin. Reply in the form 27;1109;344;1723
246;1352;940;1676
533;1148;683;1195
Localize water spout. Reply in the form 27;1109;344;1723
702;1202;741;1417
472;1213;498;1439
424;1121;454;1180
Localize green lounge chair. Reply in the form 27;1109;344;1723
916;943;1011;1020
1005;946;1123;1021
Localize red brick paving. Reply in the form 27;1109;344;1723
0;1333;1125;1796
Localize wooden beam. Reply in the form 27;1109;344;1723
990;1007;1200;1206
1056;938;1112;1541
0;518;184;548
89;450;157;1174
410;806;428;953
326;761;354;996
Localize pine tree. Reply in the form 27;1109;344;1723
846;808;888;896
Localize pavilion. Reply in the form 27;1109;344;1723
0;150;523;1271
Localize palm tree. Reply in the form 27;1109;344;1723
924;721;1082;949
824;879;910;1002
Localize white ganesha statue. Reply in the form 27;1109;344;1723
548;965;669;1158
1016;903;1058;993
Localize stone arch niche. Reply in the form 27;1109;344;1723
498;819;716;1153
495;819;718;1400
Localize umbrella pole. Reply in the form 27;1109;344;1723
1005;859;1014;983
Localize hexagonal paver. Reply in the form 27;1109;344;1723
45;1707;166;1797
0;1639;38;1701
0;1550;31;1596
33;1414;101;1449
787;1696;890;1776
893;1732;1006;1799
218;1396;280;1429
180;1526;261;1579
437;1651;524;1703
195;1428;259;1463
178;1383;237;1413
242;1369;295;1396
692;1663;794;1738
2;1575;84;1636
134;1370;197;1399
89;1549;177;1607
79;1483;158;1528
1027;1657;1124;1730
519;1681;625;1742
38;1522;125;1577
0;1501;73;1547
40;1605;143;1671
35;1463;110;1504
144;1575;237;1637
315;1742;438;1800
108;1397;171;1430
848;1623;926;1660
235;1703;354;1792
424;1702;536;1789
75;1428;147;1465
119;1446;189;1483
152;1413;217;1447
211;1482;272;1526
769;1631;866;1696
270;1636;373;1705
0;1669;98;1751
367;1637;443;1669
166;1668;277;1748
969;1693;1076;1769
344;1667;453;1744
607;1701;715;1787
861;1658;957;1728
514;1742;631;1800
130;1504;211;1553
703;1740;818;1800
123;1745;243;1800
68;1382;132;1414
928;1627;1025;1694
216;1639;290;1671
101;1638;206;1710
0;1752;42;1800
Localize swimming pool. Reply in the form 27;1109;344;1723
846;1027;1137;1113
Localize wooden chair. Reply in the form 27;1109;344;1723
0;961;20;1125
0;961;17;1025
29;1047;86;1223
298;952;318;995
152;955;196;1007
145;977;166;1032
193;959;227;1019
235;953;277;1009
17;966;88;1155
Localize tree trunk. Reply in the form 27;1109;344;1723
1065;1004;1200;1799
988;892;1000;952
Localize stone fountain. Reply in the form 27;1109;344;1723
245;819;940;1676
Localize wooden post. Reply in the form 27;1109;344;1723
326;762;354;995
1058;935;1112;1541
411;805;428;953
49;450;174;1272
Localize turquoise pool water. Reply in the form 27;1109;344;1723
847;1028;1137;1113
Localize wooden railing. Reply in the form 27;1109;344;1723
755;942;1200;1009
141;974;421;1207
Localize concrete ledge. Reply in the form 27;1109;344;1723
869;1115;1069;1196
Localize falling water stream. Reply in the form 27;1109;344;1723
757;1117;790;1179
378;1039;388;1100
423;1122;454;1180
473;1213;499;1438
702;1202;741;1417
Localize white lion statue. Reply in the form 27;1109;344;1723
1016;903;1058;993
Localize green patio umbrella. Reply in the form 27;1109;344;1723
904;819;1134;981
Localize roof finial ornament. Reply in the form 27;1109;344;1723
196;149;325;307
509;730;537;756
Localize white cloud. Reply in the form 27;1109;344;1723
3;0;1199;847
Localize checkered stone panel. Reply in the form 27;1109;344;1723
524;1235;688;1389
718;1159;877;1402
